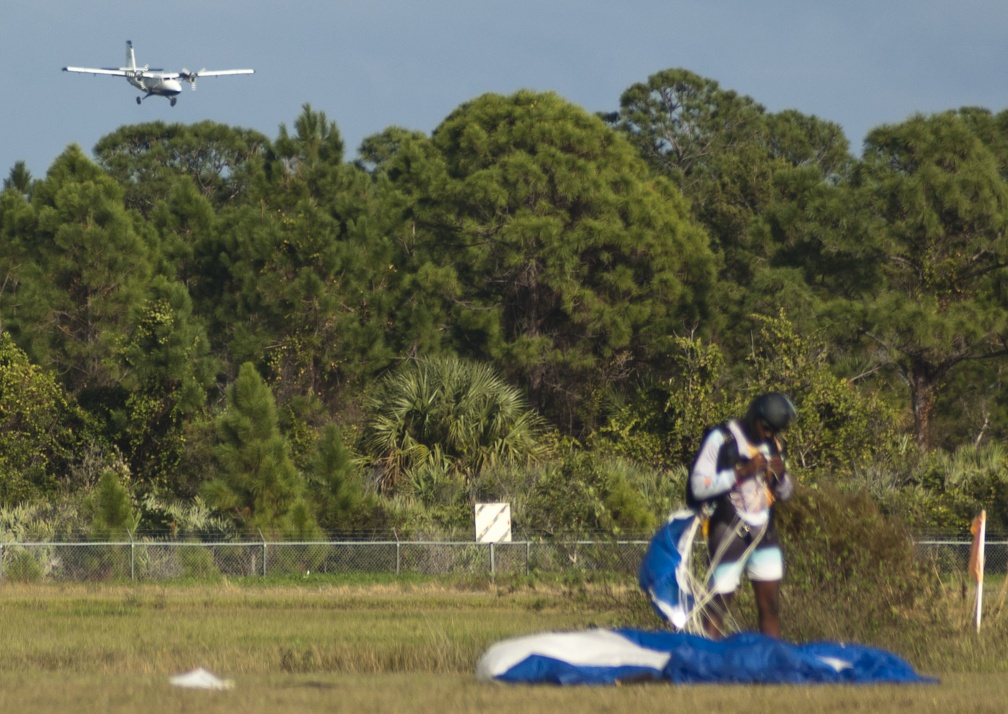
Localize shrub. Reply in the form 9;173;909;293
522;449;659;538
590;335;730;470
776;482;935;641
3;548;43;583
177;544;222;580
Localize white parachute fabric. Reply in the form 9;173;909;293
477;629;669;684
168;668;234;690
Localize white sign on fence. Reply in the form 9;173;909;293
475;503;512;543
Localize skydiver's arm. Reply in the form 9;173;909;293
690;430;737;500
768;454;794;502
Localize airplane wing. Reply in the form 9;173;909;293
197;69;254;77
178;69;254;79
63;66;130;76
176;68;254;89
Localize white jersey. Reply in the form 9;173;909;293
689;419;793;527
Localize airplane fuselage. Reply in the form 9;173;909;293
124;70;182;97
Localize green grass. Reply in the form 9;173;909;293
1;672;1006;714
1;577;1006;712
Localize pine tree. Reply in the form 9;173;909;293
202;363;310;533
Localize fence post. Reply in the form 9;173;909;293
0;543;4;582
526;541;530;577
258;529;267;577
394;530;401;576
490;541;495;577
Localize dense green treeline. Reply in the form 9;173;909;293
3;69;1008;540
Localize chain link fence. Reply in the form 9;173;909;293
0;536;1001;583
914;539;1006;576
0;537;650;582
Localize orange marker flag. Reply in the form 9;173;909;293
968;510;986;583
968;510;986;632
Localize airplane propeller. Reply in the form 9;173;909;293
180;68;206;90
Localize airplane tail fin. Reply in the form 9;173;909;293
125;40;136;70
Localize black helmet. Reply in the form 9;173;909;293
745;392;797;433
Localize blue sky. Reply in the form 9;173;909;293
4;1;1008;180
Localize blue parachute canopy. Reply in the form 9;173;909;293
638;510;700;628
476;629;936;686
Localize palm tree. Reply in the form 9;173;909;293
363;356;545;493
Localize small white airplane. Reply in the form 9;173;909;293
63;40;254;106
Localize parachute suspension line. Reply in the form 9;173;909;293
698;517;769;637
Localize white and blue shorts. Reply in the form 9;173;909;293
705;513;785;595
708;544;784;595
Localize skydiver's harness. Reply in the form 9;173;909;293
687;422;781;560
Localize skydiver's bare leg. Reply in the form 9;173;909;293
752;579;782;638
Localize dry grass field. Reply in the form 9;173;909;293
0;578;1003;713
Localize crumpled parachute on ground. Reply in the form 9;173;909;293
476;628;936;685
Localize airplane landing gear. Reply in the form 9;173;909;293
136;96;142;105
170;97;177;107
